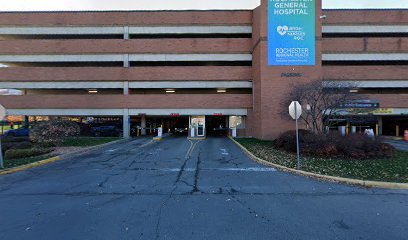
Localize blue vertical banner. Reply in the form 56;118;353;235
268;0;316;66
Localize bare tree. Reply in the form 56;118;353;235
281;80;371;134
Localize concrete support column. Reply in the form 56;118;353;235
377;116;383;136
339;126;346;136
123;54;129;68
141;115;147;136
123;26;129;40
346;122;350;135
123;81;129;95
24;116;29;127
123;109;130;138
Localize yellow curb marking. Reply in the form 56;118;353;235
228;137;408;190
0;156;61;176
0;138;127;176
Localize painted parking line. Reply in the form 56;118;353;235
207;167;277;172
159;168;196;172
220;148;229;155
139;140;154;148
185;140;201;159
105;149;118;153
130;167;276;172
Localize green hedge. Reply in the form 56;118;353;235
5;148;53;160
1;136;30;143
2;141;33;155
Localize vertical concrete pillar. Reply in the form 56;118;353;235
123;54;129;68
123;26;129;40
123;81;129;95
346;122;350;135
339;126;346;136
123;109;130;138
396;125;400;137
24;116;29;127
377;116;383;136
141;115;147;136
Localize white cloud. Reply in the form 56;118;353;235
323;0;408;9
0;0;260;11
0;0;407;11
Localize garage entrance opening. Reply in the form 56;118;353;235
206;116;229;136
131;116;189;137
382;116;408;137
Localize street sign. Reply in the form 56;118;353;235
289;101;302;169
339;101;380;109
289;101;302;120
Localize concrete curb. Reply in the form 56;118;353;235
228;136;408;190
0;156;61;175
0;138;129;175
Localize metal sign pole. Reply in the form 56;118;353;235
0;137;3;169
295;105;301;170
0;106;6;169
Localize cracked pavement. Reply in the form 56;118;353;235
0;136;407;240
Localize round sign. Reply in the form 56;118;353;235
289;101;302;120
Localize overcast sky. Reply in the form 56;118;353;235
0;0;407;11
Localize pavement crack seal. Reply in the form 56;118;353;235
154;196;168;240
2;191;407;197
224;184;272;224
155;139;201;240
191;149;202;194
175;139;199;184
98;176;110;188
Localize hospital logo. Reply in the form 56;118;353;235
277;26;288;36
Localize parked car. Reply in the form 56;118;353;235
174;127;188;135
3;127;30;137
90;125;122;137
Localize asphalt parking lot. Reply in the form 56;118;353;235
384;139;408;151
0;136;407;240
